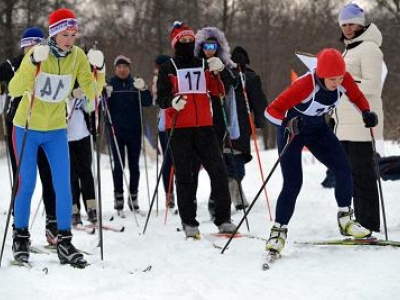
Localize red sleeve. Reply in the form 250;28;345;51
206;70;225;97
341;72;370;112
265;74;314;125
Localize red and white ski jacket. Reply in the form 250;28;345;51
157;57;225;129
265;72;370;126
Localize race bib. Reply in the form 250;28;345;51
176;67;206;94
34;72;72;103
302;100;337;116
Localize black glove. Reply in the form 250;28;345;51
362;110;378;128
282;116;305;135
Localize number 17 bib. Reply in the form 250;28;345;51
172;59;206;94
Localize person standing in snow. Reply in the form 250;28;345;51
157;21;236;237
194;28;267;217
67;86;97;226
264;48;377;254
0;27;60;245
152;54;176;210
332;3;385;233
106;55;152;215
193;27;236;219
8;8;105;266
229;46;267;208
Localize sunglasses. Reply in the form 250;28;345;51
203;43;218;51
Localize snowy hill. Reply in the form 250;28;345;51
0;141;399;300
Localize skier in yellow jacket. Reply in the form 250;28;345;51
9;8;105;267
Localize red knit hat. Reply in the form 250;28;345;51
170;21;195;49
316;48;346;78
48;8;78;37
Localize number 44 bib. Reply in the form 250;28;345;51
34;72;72;103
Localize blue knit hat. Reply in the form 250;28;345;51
20;27;44;48
338;3;365;26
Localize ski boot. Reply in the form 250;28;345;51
86;199;97;224
337;207;371;238
57;230;87;268
12;228;30;263
71;213;83;227
46;215;58;245
87;208;97;224
208;198;216;221
218;222;237;234
114;193;125;217
183;224;200;239
128;193;140;211
229;177;249;211
265;222;288;254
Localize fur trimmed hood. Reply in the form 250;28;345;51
194;27;236;68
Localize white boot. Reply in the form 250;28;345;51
337;207;371;238
229;178;249;210
265;222;288;253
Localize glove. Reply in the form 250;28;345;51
362;110;378;128
207;57;225;73
283;116;305;135
31;44;50;64
171;95;186;111
87;49;105;72
105;85;113;97
71;87;85;99
133;77;146;90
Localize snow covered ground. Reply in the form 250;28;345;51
0;140;399;300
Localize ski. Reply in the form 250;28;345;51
43;244;93;256
208;232;269;242
73;223;96;234
85;223;125;233
295;237;400;247
262;250;280;271
30;245;50;255
11;260;34;269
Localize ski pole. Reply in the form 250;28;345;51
164;165;175;224
370;128;388;240
215;73;250;231
137;84;151;208
102;92;140;226
29;197;43;230
221;134;295;254
0;63;41;267
90;41;105;261
143;111;179;234
1;103;13;191
156;126;160;216
238;66;272;221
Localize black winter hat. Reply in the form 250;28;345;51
155;54;170;66
232;46;250;65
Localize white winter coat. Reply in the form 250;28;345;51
334;23;384;141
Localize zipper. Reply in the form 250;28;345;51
193;94;198;126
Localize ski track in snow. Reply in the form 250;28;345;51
0;142;399;300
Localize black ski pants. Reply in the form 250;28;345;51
341;141;380;232
69;135;96;211
169;126;231;227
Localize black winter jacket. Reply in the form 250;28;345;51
107;74;152;136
